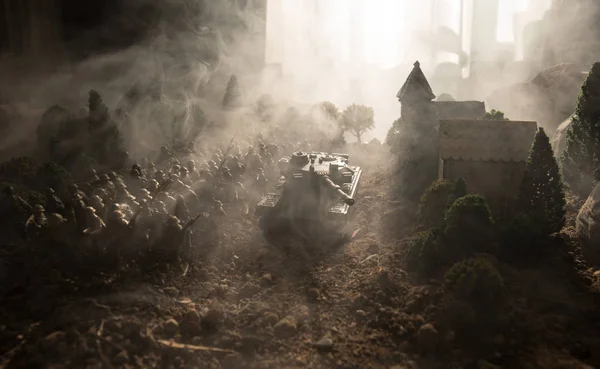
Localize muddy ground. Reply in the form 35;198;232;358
1;163;600;369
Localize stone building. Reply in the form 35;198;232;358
439;119;537;217
396;60;538;217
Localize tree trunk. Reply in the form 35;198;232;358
356;132;362;143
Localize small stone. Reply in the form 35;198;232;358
274;316;297;339
307;288;320;303
313;336;334;352
221;352;244;369
42;331;66;350
113;351;129;365
259;273;275;287
264;312;279;326
163;319;179;337
355;310;367;320
417;323;439;352
163;287;179;296
238;281;261;299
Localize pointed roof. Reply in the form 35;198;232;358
397;61;436;103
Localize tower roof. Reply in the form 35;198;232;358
397;61;436;103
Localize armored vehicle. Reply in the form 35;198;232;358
256;151;362;243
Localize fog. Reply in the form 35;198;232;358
0;0;589;159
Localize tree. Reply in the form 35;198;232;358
316;101;342;122
340;104;375;143
561;62;600;196
518;127;566;235
222;75;243;110
479;109;509;121
88;89;109;129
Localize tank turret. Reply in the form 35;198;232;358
256;151;362;243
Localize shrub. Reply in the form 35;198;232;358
405;229;443;276
418;179;455;229
445;195;495;257
443;257;505;307
479;109;509;120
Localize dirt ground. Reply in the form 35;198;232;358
1;159;600;369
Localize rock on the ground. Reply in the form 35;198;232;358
417;323;439;352
274;316;297;339
163;318;179;337
313;336;334;352
180;309;202;337
263;312;279;326
238;281;261;299
221;352;244;369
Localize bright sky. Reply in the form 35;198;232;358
267;0;550;69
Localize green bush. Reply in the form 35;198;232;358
418;179;455;229
479;109;509;121
445;195;495;257
444;257;505;307
404;229;443;276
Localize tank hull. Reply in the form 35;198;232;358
256;151;361;243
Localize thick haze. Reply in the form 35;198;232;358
0;0;592;157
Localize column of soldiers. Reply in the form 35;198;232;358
0;129;315;272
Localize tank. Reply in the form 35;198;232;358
256;151;362;242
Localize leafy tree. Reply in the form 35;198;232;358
222;75;243;110
340;103;375;143
518;127;566;235
386;118;402;147
479;109;509;121
88;89;109;129
560;62;600;196
316;101;342;123
445;195;495;257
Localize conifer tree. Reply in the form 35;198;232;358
518;127;566;235
222;75;243;110
561;62;600;197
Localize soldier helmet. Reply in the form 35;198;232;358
132;163;142;171
100;174;110;181
46;187;55;194
85;206;96;214
34;204;45;212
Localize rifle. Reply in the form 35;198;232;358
182;212;209;231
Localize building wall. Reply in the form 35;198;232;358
441;158;526;218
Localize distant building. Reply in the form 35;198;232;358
438;119;537;217
397;61;537;217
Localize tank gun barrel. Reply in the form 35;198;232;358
321;175;355;206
